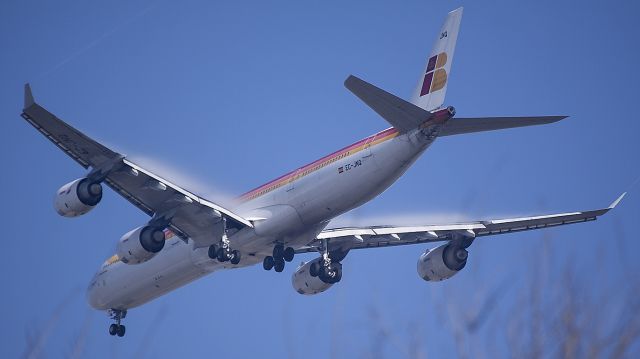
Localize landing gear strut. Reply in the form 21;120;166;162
263;243;295;272
207;217;241;265
108;309;127;337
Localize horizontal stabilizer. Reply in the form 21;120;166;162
345;75;431;133
439;116;567;136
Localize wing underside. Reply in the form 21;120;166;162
20;84;252;247
297;194;625;254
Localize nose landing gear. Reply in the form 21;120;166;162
108;309;127;337
263;244;295;272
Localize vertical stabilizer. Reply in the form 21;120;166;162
411;7;463;111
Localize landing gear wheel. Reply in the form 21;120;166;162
263;256;275;271
107;309;128;338
330;262;342;283
309;261;320;277
208;244;218;260
319;268;329;283
217;247;230;262
230;250;241;265
319;262;342;284
283;247;295;262
273;244;284;259
274;258;285;272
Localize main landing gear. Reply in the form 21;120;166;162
108;309;127;337
207;217;241;265
311;241;342;284
208;242;241;264
263;244;295;272
310;259;342;284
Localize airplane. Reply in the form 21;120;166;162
19;7;624;337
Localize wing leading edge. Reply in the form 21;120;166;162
21;84;119;169
20;84;252;246
297;193;626;253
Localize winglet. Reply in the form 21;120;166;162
24;83;35;109
609;192;626;209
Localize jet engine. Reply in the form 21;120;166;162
417;243;468;281
291;259;334;295
54;178;103;217
116;226;166;265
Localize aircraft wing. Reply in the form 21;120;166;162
20;84;252;246
296;194;625;254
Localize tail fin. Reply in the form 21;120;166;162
411;7;463;111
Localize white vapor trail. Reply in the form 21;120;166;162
125;154;237;206
327;212;473;228
36;1;160;81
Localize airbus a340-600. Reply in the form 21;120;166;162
20;7;623;337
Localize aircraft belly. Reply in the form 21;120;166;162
88;236;268;310
89;239;209;310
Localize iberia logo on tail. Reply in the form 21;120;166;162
419;52;448;96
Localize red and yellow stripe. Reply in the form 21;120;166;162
239;127;400;202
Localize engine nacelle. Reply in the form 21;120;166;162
417;243;468;281
291;259;334;295
54;178;103;217
116;226;166;265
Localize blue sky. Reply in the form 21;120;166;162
1;0;639;357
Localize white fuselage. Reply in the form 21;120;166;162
87;125;438;311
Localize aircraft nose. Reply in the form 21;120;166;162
86;278;108;310
86;280;98;308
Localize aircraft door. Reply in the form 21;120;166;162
361;136;375;163
286;169;300;195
